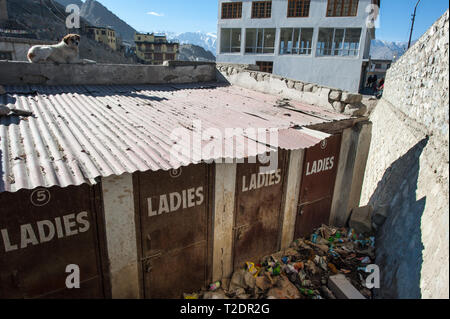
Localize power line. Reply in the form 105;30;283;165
40;0;66;24
49;0;68;19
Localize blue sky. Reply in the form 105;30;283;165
377;0;449;42
98;0;448;42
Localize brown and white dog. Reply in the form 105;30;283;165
27;34;96;64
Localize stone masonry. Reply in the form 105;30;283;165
360;10;449;299
217;63;366;117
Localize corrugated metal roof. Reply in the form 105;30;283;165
0;83;350;193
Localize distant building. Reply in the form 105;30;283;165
134;32;179;65
216;0;380;93
86;26;118;51
0;37;56;61
0;0;36;40
366;58;391;80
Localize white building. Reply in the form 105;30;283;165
216;0;380;92
0;37;56;61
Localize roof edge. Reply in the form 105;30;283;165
0;61;217;86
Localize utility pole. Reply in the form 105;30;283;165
408;0;422;49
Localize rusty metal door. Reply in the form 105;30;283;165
295;134;342;238
136;164;212;299
233;151;288;269
0;184;108;299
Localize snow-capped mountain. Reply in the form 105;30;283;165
155;31;217;56
370;40;412;60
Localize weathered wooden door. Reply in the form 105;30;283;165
233;151;288;269
295;134;342;238
136;164;212;299
0;185;108;299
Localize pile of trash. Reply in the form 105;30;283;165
185;224;375;300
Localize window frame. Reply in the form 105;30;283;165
220;28;242;54
287;0;311;18
221;2;243;19
245;28;276;54
251;1;272;19
279;28;314;55
256;61;273;73
316;27;361;57
326;0;359;17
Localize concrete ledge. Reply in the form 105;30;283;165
328;274;366;299
0;61;217;86
163;60;216;67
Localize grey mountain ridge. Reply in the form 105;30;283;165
54;0;217;60
7;0;134;64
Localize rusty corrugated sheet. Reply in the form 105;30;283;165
0;83;349;193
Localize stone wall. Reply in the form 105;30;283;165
217;63;368;117
360;10;449;299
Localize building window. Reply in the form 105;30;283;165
279;28;313;55
326;0;359;17
0;51;12;60
154;53;163;60
165;53;176;60
245;28;276;54
221;2;243;19
256;61;273;73
375;63;381;69
287;0;311;18
252;1;272;19
316;28;361;56
220;28;242;53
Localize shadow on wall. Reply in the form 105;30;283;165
369;137;429;299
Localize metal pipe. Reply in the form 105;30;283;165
408;0;422;49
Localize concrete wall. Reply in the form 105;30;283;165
280;149;304;249
0;37;56;61
212;163;237;282
360;10;449;299
0;60;216;86
101;174;140;299
217;0;376;92
330;121;372;226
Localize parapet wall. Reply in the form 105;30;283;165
0;61;216;86
217;62;367;117
360;10;449;299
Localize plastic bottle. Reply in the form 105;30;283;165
299;288;315;296
209;281;221;291
272;263;281;276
